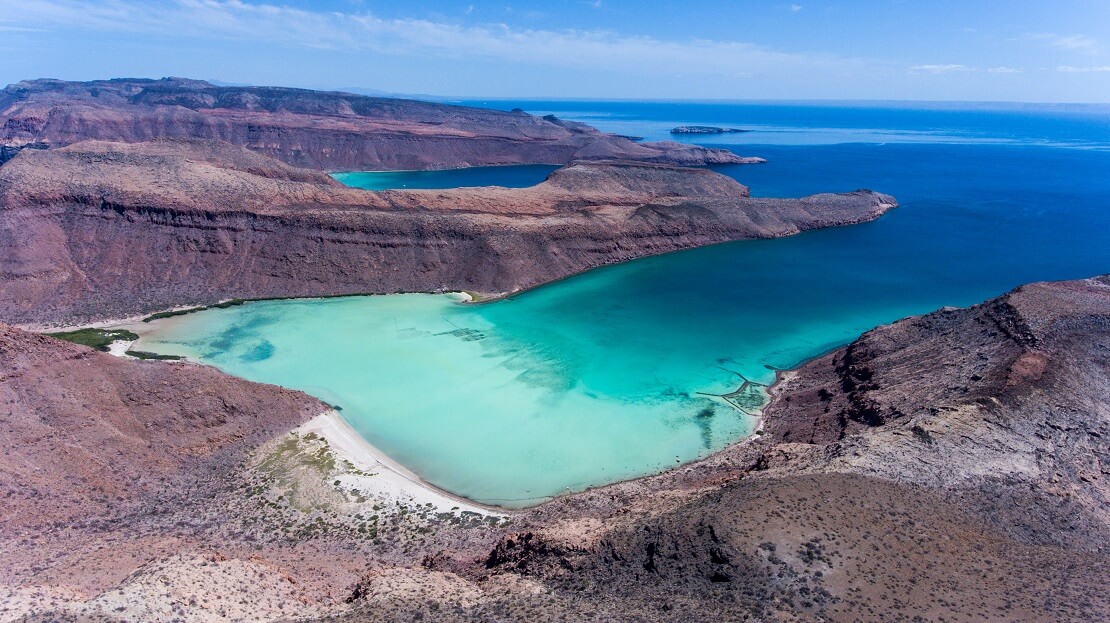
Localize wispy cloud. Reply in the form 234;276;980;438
1031;33;1100;55
987;66;1023;74
1057;65;1110;73
789;4;803;12
909;64;974;74
0;0;873;79
0;24;48;32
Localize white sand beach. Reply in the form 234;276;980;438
297;410;504;517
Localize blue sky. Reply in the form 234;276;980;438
1;0;1108;102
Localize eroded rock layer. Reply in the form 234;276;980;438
0;78;751;170
0;139;894;324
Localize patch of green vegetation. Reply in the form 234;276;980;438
124;350;184;361
140;289;482;324
142;308;201;322
255;433;342;512
142;299;248;322
47;328;139;351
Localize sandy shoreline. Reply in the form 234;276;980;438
300;410;505;517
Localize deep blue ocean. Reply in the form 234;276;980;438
142;101;1110;505
461;99;1110;316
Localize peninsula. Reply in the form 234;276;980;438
0;138;892;325
0;78;752;170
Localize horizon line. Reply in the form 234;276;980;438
6;76;1110;108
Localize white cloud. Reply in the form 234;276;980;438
0;0;873;79
909;64;974;74
1031;33;1100;54
789;4;803;12
1057;65;1110;73
987;66;1023;74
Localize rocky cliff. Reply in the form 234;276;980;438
757;275;1110;551
0;78;752;170
431;276;1110;622
0;139;894;325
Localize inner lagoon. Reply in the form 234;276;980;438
134;103;1110;507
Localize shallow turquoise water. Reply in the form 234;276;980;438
332;164;559;190
138;102;1110;507
138;293;759;506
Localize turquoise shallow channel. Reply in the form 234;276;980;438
134;102;1110;507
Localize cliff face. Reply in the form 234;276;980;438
0;78;751;170
0;140;894;325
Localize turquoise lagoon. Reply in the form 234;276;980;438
332;164;559;190
136;103;1110;507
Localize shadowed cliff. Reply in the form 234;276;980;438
0;139;894;324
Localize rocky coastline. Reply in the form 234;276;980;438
0;139;893;325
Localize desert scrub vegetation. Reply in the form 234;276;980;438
143;299;248;322
124;349;184;360
47;328;139;351
255;432;343;513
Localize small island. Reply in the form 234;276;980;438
671;125;749;134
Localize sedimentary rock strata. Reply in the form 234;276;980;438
0;78;750;170
0;139;894;324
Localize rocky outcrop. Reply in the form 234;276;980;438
0;140;46;165
0;139;895;324
0;78;750;170
756;276;1110;551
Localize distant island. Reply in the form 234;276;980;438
671;125;749;134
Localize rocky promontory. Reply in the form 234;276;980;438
0;139;894;325
0;78;751;170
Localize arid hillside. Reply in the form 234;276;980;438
0;78;753;170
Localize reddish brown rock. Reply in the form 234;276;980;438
0;325;323;529
0;78;753;170
0;139;894;325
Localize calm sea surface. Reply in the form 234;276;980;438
136;102;1110;506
